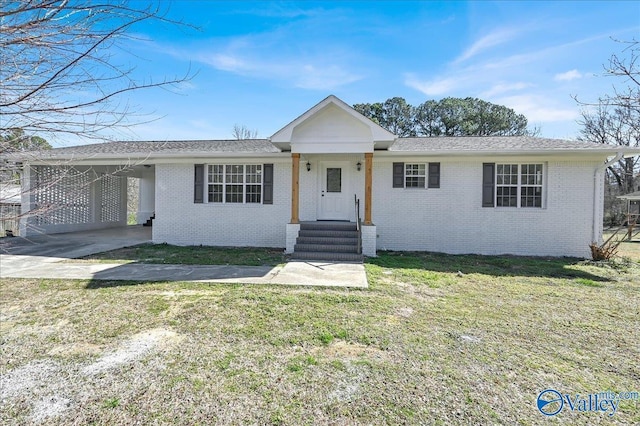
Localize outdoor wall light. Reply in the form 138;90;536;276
306;161;311;172
356;161;362;171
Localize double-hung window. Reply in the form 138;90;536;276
495;163;543;208
405;163;426;188
393;162;440;188
207;164;262;203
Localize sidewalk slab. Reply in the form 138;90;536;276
0;257;367;288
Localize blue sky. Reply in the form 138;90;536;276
89;1;639;145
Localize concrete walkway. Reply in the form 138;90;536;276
0;259;368;288
0;227;367;288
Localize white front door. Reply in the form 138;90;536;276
318;161;350;220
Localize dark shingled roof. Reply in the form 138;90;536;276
390;136;610;152
11;139;280;159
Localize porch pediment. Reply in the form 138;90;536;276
270;95;396;153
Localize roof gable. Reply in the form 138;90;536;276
270;95;396;153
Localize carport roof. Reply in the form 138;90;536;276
4;139;281;161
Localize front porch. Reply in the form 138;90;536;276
272;96;391;260
290;221;363;262
284;152;377;260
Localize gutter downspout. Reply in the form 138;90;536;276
593;151;624;243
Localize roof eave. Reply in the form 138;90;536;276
382;148;631;156
19;151;288;164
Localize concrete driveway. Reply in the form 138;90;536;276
0;226;152;258
0;226;368;288
0;226;152;278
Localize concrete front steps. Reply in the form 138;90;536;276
292;221;363;262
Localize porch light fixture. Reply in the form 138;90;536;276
356;161;362;171
306;161;311;172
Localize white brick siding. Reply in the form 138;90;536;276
361;224;377;257
153;155;604;258
153;162;290;247
372;156;602;258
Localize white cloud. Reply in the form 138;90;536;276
480;82;532;98
404;74;460;96
494;95;579;122
199;51;361;90
554;69;582;81
455;28;519;63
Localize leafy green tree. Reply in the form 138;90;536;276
353;102;384;125
414;100;442;136
1;129;51;153
380;97;415;137
354;97;531;137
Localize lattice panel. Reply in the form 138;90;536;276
34;166;91;225
100;174;123;222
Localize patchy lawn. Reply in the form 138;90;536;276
76;243;286;266
1;251;639;424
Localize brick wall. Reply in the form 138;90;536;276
153;156;604;258
372;156;602;258
153;161;290;247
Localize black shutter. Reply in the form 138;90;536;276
393;162;404;188
428;162;440;188
194;164;204;203
263;163;273;204
482;163;495;207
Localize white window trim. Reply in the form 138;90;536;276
206;164;263;204
404;163;427;189
495;163;545;208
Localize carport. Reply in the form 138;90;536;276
18;163;155;237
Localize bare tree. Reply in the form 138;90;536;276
0;0;193;145
231;124;258;140
0;1;194;236
577;39;640;195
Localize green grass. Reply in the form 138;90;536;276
77;243;286;266
1;250;639;424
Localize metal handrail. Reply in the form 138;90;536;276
354;194;362;254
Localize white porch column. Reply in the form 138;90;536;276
137;168;155;224
19;164;35;236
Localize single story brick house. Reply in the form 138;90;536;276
8;95;640;259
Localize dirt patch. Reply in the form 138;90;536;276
312;340;388;362
328;362;364;403
387;278;444;301
1;328;180;422
0;360;60;400
82;328;179;375
396;307;414;318
31;396;72;423
47;343;103;358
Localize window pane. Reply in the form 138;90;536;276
406;177;426;188
246;185;262;203
246;165;262;184
208;165;223;183
496;186;517;207
208;184;222;203
225;184;243;203
226;165;244;183
520;164;543;208
496;164;518;206
405;163;426;188
327;168;341;192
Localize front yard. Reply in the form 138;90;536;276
1;250;639;424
